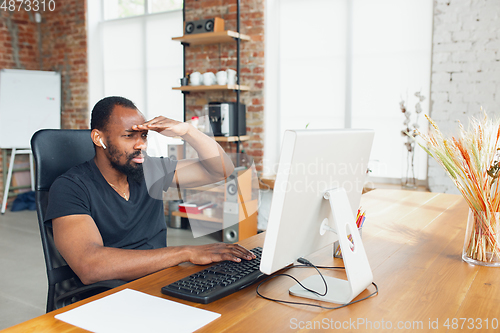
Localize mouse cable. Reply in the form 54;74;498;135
255;260;378;310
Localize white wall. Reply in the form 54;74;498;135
429;0;500;193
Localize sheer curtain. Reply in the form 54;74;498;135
264;0;348;176
350;0;433;181
265;0;433;181
278;0;348;132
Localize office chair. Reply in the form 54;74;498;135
31;129;126;313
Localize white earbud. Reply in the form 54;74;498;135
99;138;107;149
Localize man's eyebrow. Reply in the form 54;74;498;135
125;129;147;133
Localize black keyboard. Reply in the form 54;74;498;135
161;247;265;304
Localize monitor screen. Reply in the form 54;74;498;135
260;129;374;275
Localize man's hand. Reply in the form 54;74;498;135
132;116;191;137
187;243;257;265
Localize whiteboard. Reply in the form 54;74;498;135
0;69;61;148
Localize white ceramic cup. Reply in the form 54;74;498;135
202;72;216;86
204;208;214;217
216;71;227;85
226;69;237;85
189;72;202;86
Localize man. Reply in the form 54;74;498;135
45;96;255;285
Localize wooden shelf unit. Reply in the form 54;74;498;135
168;3;256;243
171;199;258;228
185;185;225;193
214;135;250;142
171;211;222;223
172;30;250;45
172;84;250;92
173;5;249;157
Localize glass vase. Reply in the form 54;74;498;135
401;142;417;190
462;209;500;267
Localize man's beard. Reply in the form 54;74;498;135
107;140;144;183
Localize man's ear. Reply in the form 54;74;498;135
91;129;106;149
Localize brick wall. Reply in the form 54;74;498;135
0;1;88;202
184;0;265;173
0;10;40;70
429;0;500;193
42;1;89;129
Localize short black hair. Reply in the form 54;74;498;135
90;96;137;131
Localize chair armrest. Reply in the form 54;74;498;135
54;279;127;310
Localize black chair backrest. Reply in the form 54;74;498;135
31;129;95;311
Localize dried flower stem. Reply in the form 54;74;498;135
417;113;500;263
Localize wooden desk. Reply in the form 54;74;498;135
5;190;500;332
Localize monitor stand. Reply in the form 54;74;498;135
289;188;373;304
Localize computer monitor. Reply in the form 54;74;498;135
259;129;374;304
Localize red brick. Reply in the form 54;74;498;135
253;67;264;74
251;35;264;42
228;4;237;13
251;98;263;105
248;105;264;112
251;12;264;19
247;150;264;157
251;142;264;149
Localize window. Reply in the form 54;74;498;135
149;0;183;14
88;0;184;156
265;0;433;182
103;0;183;20
350;0;433;182
104;0;145;20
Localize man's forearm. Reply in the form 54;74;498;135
181;125;235;179
77;245;192;284
72;243;255;285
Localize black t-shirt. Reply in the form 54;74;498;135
44;155;177;250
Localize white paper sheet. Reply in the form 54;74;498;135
54;288;221;333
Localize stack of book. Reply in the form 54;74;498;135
178;201;216;214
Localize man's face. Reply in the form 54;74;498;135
103;105;148;182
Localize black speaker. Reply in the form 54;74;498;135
223;199;239;243
225;174;238;203
222;167;245;243
185;17;225;35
